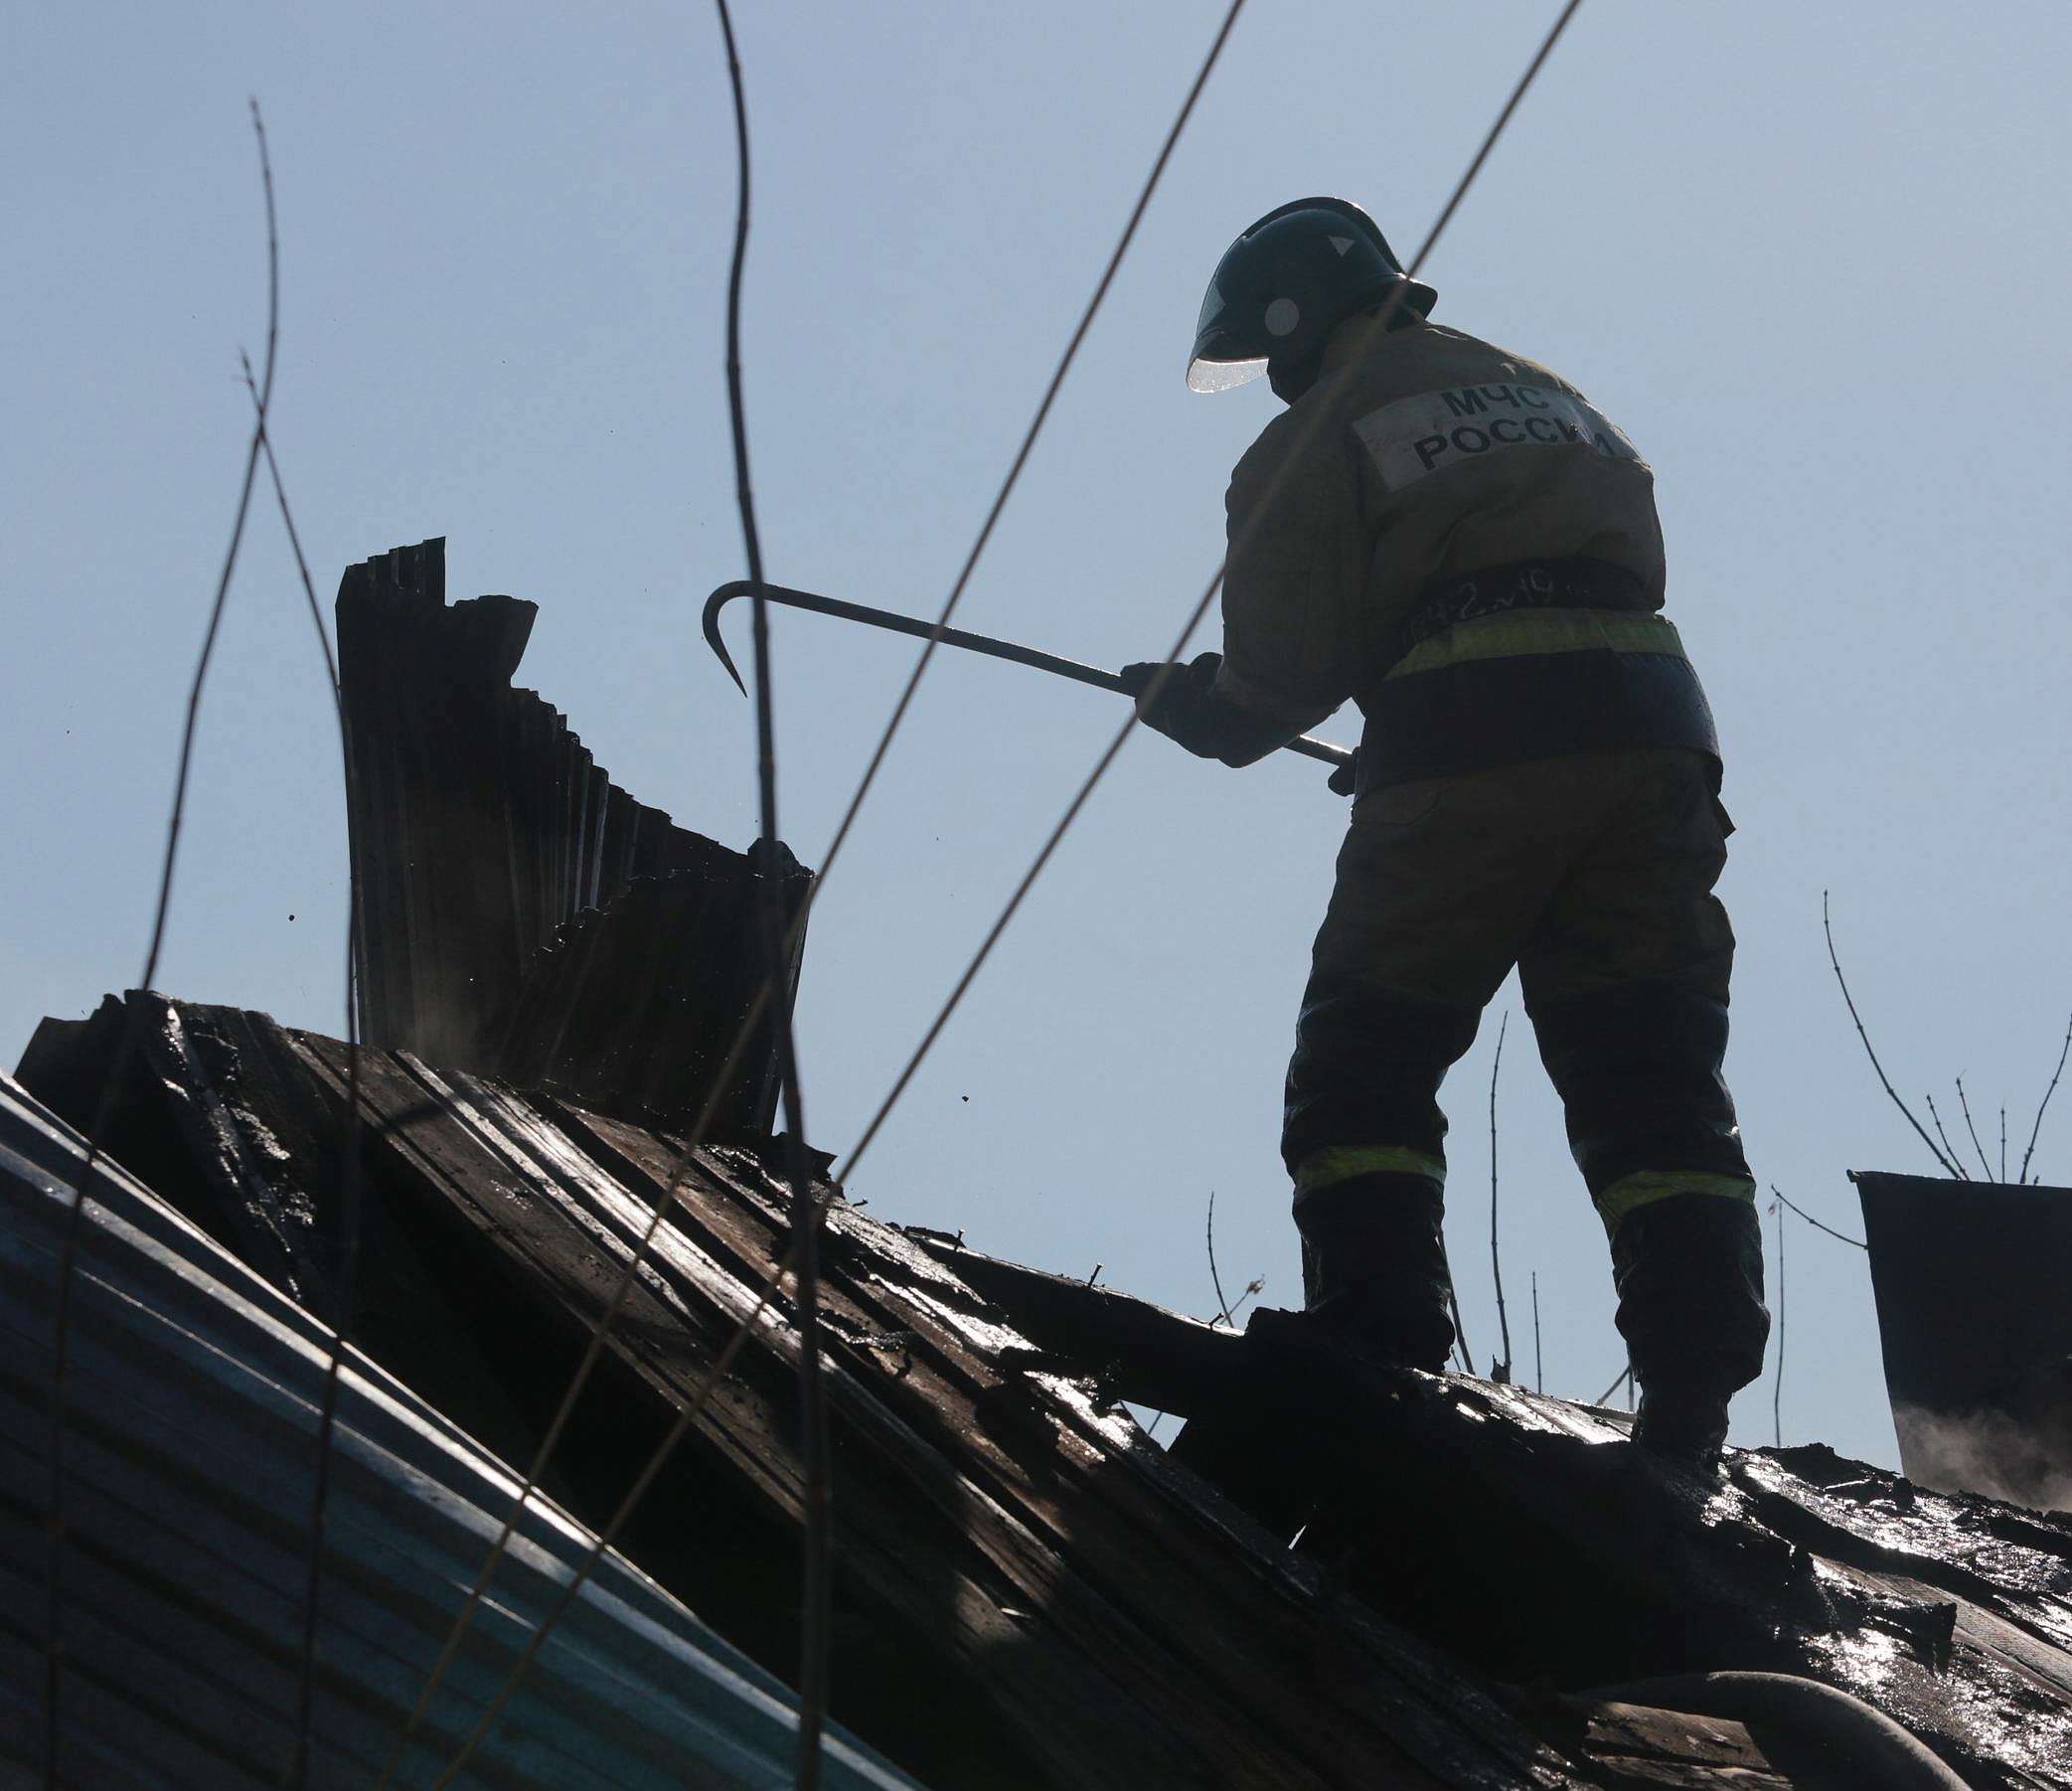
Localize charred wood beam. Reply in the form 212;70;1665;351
901;1227;1244;1414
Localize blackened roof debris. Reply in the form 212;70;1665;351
0;1068;922;1791
16;542;2072;1787
19;994;2072;1789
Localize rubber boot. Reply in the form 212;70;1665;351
1612;1192;1769;1470
1292;1171;1454;1373
1632;1377;1733;1468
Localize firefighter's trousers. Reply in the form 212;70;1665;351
1283;747;1768;1392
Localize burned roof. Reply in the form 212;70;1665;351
14;540;2070;1788
18;992;2072;1789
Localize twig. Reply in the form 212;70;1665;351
2001;1106;2007;1184
1923;1092;1971;1181
1771;1185;1865;1250
239;234;373;1791
1956;1077;1994;1183
1228;1275;1265;1324
1531;1270;1542;1394
709;10;828;1786
1440;1234;1474;1379
1771;1194;1785;1448
2018;1010;2072;1184
1206;1190;1232;1325
1488;1013;1512;1382
1823;892;1962;1177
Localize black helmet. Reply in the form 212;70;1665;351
1187;198;1436;402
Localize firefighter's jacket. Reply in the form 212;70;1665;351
1212;317;1718;787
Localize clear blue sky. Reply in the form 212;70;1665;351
5;1;2069;1468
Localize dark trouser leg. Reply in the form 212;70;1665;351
1518;750;1769;1399
1529;980;1768;1391
1283;976;1481;1368
1282;769;1574;1371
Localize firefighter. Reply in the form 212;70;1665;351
1121;198;1767;1466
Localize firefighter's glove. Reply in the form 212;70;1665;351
1119;653;1288;766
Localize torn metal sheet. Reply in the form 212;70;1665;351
336;538;809;1137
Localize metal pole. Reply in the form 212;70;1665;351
704;581;1354;772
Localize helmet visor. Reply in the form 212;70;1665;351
1187;275;1270;393
1187;352;1268;394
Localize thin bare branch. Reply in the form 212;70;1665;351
1487;1013;1512;1381
1771;1185;1866;1250
239;210;373;1789
2018;1010;2072;1185
1441;1234;1474;1379
1956;1077;1994;1183
1924;1091;1971;1181
1530;1269;1542;1394
707;7;830;1783
1770;1194;1785;1448
1206;1189;1233;1326
44;98;283;1784
1823;892;1961;1177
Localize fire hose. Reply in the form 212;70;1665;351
1584;1671;1969;1790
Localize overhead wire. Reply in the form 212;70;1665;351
799;0;1249;901
840;0;1589;1185
398;0;1588;1764
37;97;287;1791
381;4;1251;1772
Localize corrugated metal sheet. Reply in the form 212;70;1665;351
0;1070;924;1790
336;537;808;1137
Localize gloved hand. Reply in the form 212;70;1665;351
1117;652;1234;757
1115;657;1183;701
1118;652;1306;767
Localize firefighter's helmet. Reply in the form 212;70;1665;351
1187;198;1435;403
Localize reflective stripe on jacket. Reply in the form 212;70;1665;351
1212;318;1714;785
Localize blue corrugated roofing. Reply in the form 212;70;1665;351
0;1071;925;1790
